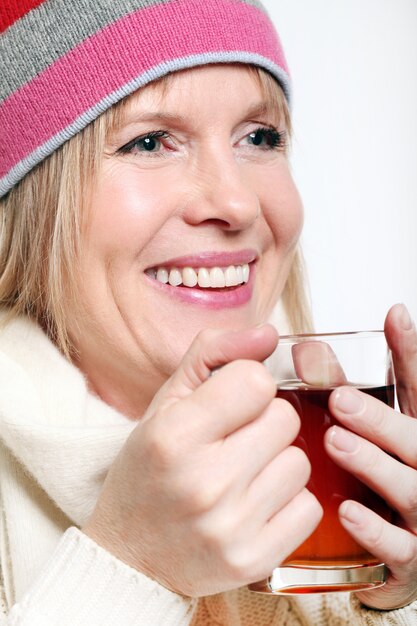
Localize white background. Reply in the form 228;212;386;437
263;0;417;332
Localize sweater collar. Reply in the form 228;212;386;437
0;315;135;526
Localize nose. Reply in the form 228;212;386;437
181;145;261;231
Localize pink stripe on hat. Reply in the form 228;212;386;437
0;0;290;196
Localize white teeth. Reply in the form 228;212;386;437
156;268;169;284
225;265;238;287
168;268;182;286
210;267;226;288
197;268;210;288
153;263;251;289
182;267;198;287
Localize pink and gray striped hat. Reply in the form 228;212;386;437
0;0;291;198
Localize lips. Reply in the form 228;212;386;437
144;250;257;308
146;263;250;288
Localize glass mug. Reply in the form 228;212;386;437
248;331;395;595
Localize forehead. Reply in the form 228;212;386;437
111;64;282;129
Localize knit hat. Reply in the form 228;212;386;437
0;0;291;198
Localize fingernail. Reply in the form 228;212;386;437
333;387;365;415
398;303;413;331
340;501;365;525
328;426;360;453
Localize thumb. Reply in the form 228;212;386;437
292;341;347;386
160;324;279;404
384;303;417;417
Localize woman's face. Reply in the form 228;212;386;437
72;65;303;417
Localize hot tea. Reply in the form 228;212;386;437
248;331;394;594
277;383;395;566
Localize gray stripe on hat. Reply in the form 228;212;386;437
0;0;268;103
0;51;290;198
0;0;171;102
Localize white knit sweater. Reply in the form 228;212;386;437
0;315;415;626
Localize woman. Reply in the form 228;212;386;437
1;1;417;624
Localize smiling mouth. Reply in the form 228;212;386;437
145;263;251;290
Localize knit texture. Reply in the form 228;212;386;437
0;0;291;198
4;528;196;626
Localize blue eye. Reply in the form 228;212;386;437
118;131;168;155
138;136;162;152
247;127;285;149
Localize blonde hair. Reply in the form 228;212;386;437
0;66;312;357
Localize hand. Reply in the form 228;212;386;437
83;325;322;597
324;303;417;610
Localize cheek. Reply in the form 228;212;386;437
262;170;304;251
87;164;173;254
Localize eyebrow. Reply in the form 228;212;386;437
244;101;275;119
116;111;187;129
116;100;277;129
